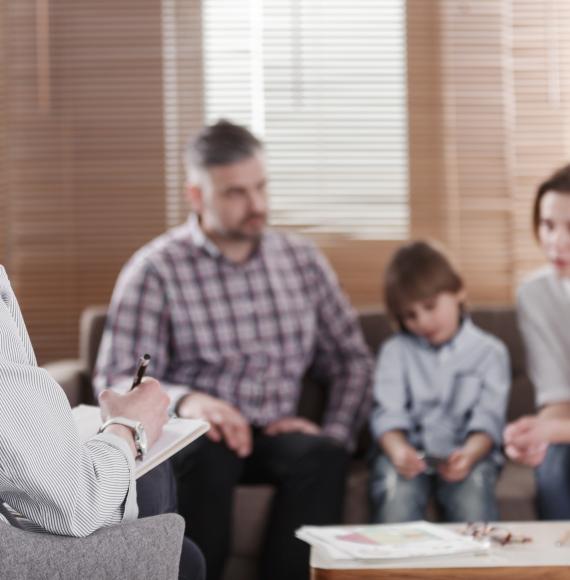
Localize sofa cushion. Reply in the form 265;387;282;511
79;305;108;375
231;485;274;557
496;461;537;521
471;309;535;421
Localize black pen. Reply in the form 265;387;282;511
130;354;151;390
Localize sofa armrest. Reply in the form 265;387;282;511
43;359;91;407
0;514;184;580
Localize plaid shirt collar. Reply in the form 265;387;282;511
185;214;222;258
185;213;265;265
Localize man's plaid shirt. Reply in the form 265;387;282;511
95;216;373;449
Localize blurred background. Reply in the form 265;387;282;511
0;0;569;363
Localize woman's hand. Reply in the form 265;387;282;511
503;416;550;466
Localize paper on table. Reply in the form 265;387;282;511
296;521;490;561
72;404;209;478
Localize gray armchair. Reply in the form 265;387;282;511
0;513;184;580
37;309;186;578
43;305;107;407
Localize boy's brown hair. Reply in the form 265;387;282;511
384;240;464;330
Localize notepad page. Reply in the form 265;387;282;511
71;404;209;478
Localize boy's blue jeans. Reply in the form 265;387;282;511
369;454;500;523
536;444;570;519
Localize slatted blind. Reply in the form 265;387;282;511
162;0;204;228
511;0;570;285
432;0;514;303
3;0;570;362
0;0;168;362
406;0;570;305
201;0;409;240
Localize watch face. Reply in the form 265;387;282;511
134;424;148;458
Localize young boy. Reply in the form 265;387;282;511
369;241;511;523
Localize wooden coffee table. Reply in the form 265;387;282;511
310;521;570;579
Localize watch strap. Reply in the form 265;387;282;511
98;416;146;458
99;416;140;433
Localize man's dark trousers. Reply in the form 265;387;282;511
172;431;349;580
137;461;206;580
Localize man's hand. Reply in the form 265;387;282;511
177;392;252;457
504;416;550;467
264;417;321;436
99;378;169;450
438;448;475;482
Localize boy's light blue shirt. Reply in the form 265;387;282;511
370;317;511;463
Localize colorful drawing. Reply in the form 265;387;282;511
337;527;439;546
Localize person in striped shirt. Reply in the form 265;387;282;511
0;265;204;579
95;120;373;580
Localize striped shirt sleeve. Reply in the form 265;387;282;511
0;266;137;536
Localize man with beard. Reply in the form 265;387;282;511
95;120;372;580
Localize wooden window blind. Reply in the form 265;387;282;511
412;0;515;304
3;0;570;362
511;0;570;286
408;0;570;304
200;0;410;241
162;0;204;228
0;0;169;362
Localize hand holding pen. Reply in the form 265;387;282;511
130;353;175;418
99;352;170;451
130;354;151;390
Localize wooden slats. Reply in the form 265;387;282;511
1;0;570;362
407;0;570;306
200;0;410;242
1;0;168;362
511;0;570;286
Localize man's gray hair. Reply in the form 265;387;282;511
185;120;263;185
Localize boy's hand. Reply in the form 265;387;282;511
380;431;426;479
389;442;427;479
438;448;475;482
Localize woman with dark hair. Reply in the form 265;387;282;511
504;164;570;519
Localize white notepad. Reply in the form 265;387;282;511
296;521;490;561
72;404;209;478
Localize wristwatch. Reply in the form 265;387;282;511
98;417;148;459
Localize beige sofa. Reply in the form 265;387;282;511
45;305;537;580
